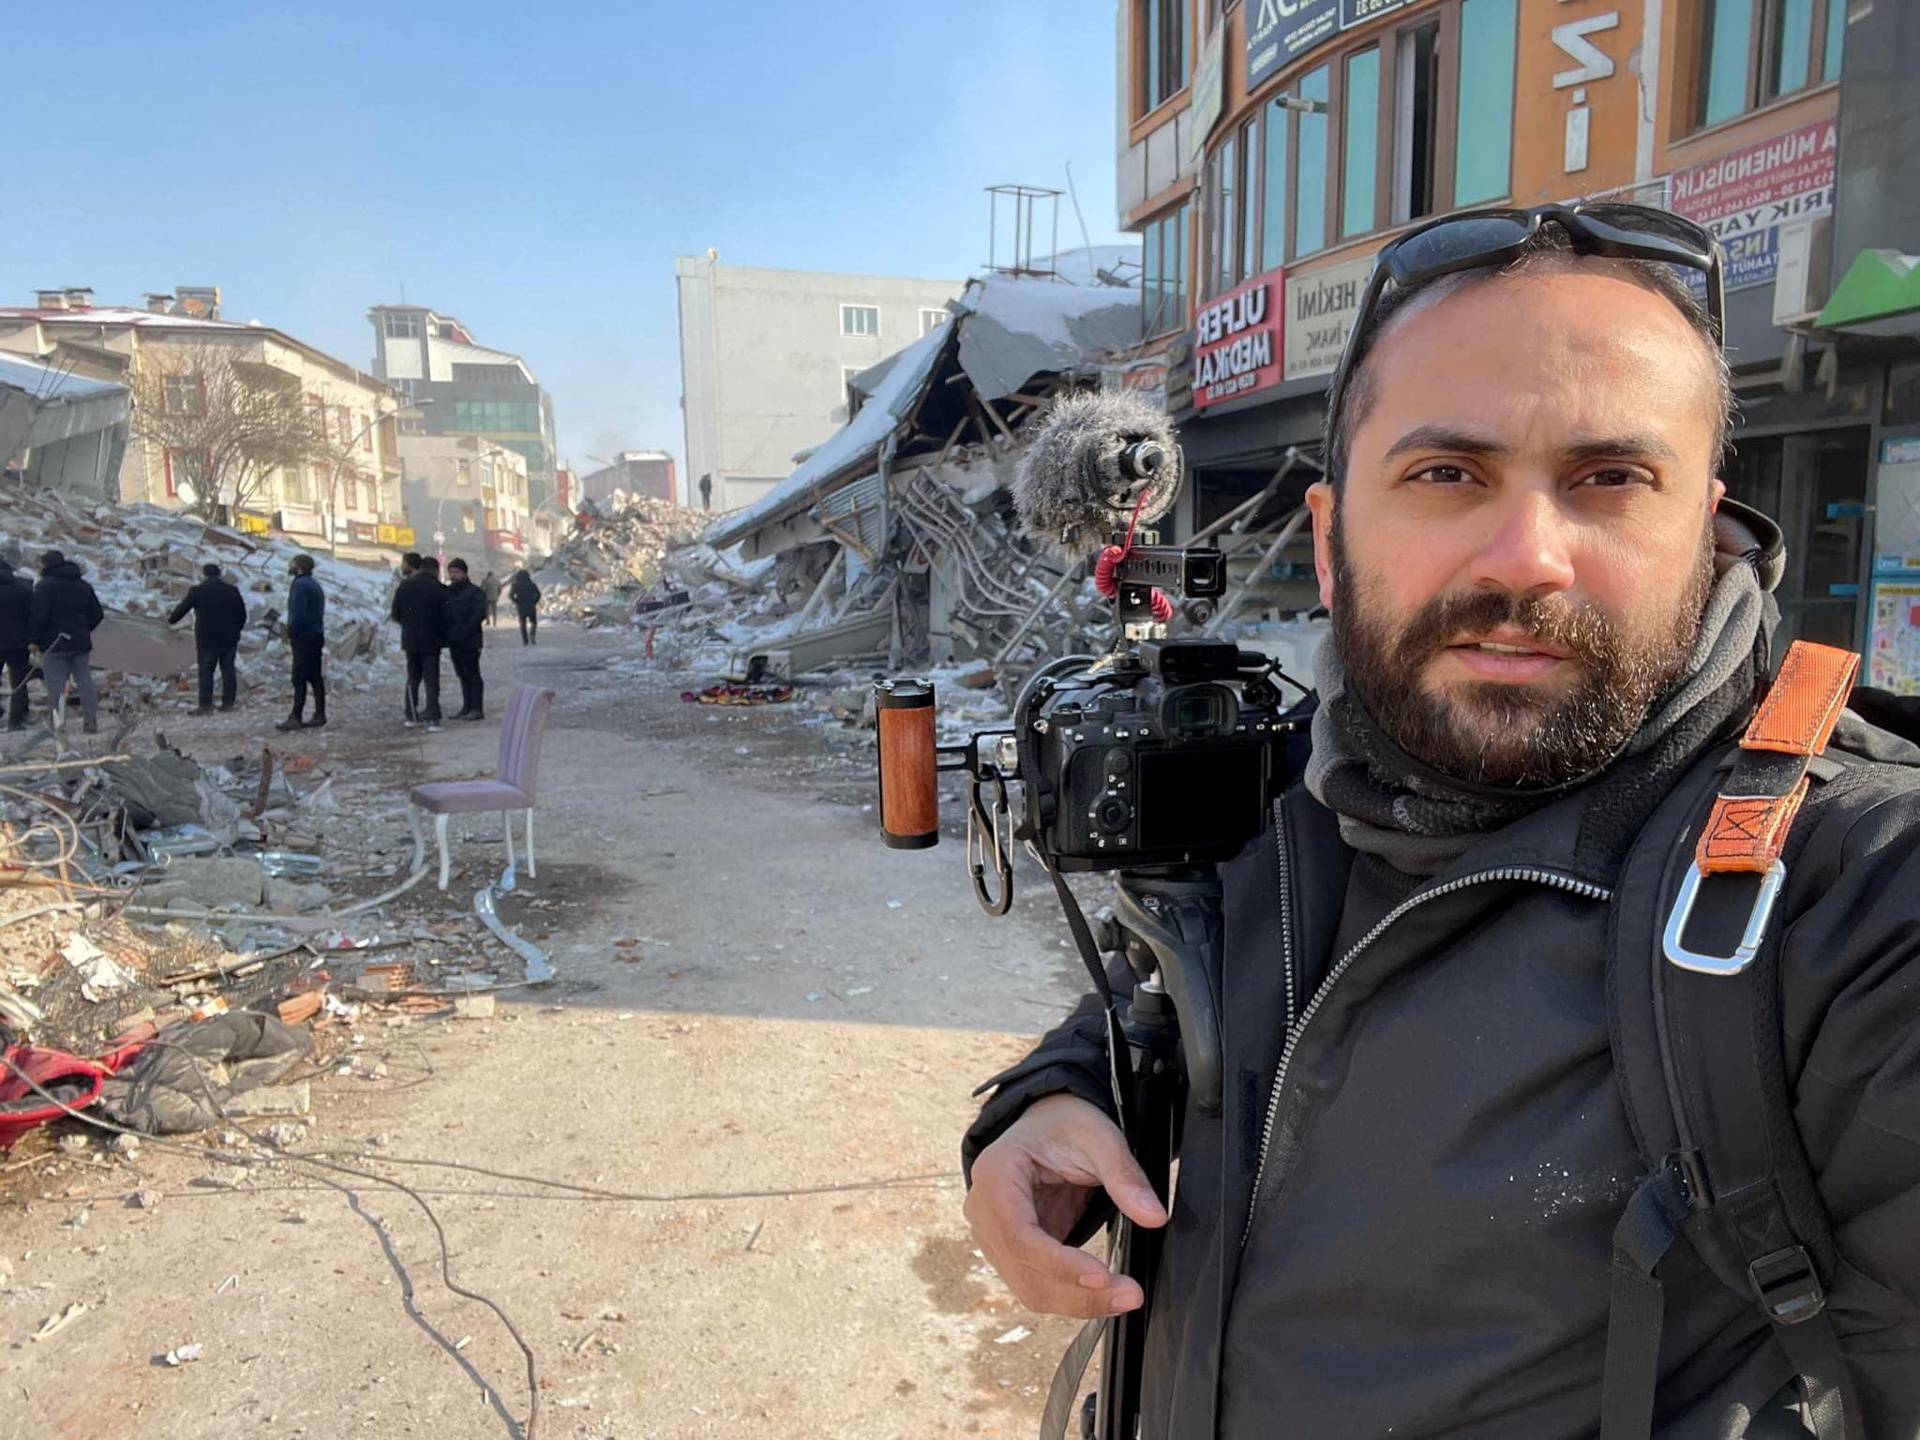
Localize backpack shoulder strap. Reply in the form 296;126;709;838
1602;640;1863;1440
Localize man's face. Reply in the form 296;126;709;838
1308;267;1725;787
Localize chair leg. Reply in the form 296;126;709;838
504;810;516;873
434;813;450;891
525;809;536;878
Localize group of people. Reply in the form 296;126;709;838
0;541;546;743
0;549;107;733
387;554;541;731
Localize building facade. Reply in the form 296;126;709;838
367;305;559;513
1118;0;1918;672
0;288;403;550
579;449;677;505
395;432;532;568
674;256;962;512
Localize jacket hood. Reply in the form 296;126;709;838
43;560;84;580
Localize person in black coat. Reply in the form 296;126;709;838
390;554;448;730
30;549;104;733
508;567;541;645
443;557;488;721
167;563;249;713
0;558;34;731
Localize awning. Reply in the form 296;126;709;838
1816;249;1920;337
0;353;128;468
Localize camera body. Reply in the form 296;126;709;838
1023;637;1295;872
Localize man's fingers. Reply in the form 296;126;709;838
1058;1122;1168;1231
998;1213;1146;1319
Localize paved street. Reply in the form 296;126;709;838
2;625;1092;1440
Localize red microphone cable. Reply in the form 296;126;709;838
1092;488;1174;622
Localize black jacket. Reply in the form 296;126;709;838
168;578;248;652
508;571;540;614
443;578;486;652
30;560;105;654
964;714;1920;1439
0;566;32;651
390;571;446;654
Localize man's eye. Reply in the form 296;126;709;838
1411;464;1472;485
1581;467;1650;489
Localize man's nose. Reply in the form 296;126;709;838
1467;490;1577;598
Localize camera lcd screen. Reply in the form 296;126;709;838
1136;745;1265;851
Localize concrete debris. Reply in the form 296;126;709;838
31;1302;89;1342
452;993;496;1020
161;1343;204;1366
534;490;715;623
129;1188;162;1210
222;1081;311;1118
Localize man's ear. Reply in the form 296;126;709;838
1306;481;1338;611
1708;475;1726;513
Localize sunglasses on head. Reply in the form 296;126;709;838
1325;203;1726;437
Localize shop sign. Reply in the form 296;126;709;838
1284;255;1373;382
488;529;524;553
1187;26;1226;165
1671;119;1838;292
377;523;416;547
1249;0;1413;92
1884;438;1920;466
279;503;322;535
1101;358;1170;402
347;521;378;543
233;512;271;537
1193;272;1284;409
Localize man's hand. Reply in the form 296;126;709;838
963;1093;1168;1319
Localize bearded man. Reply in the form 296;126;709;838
961;209;1920;1439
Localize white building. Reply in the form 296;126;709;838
674;257;962;512
395;433;531;565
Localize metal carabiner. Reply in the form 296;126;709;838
967;766;1015;917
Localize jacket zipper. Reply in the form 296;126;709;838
1273;798;1297;1035
1238;864;1612;1253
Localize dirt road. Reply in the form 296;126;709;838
2;624;1096;1440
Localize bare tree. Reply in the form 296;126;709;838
126;342;339;522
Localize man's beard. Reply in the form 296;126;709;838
1331;527;1715;787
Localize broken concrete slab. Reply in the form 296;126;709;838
221;1081;310;1118
141;856;266;908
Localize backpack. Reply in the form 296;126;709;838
1600;641;1919;1440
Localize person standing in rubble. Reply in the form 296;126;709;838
508;565;541;646
167;562;248;714
392;552;421;723
443;558;487;722
29;549;104;734
481;569;502;627
0;558;34;732
279;554;326;732
392;553;448;731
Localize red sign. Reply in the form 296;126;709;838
487;529;524;553
1671;119;1837;291
1192;272;1283;409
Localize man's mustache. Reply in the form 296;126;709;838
1395;589;1619;669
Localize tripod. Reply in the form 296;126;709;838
1046;866;1225;1440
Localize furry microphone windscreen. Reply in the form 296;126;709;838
1012;390;1181;556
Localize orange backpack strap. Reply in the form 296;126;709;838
1665;640;1859;975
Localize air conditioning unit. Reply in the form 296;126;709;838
1774;215;1834;327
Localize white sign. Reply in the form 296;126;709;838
1284;256;1373;381
1551;12;1621;89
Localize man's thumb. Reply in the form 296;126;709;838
1082;1125;1168;1229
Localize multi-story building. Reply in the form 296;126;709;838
1119;0;1920;672
395;432;532;568
675;256;962;512
0;287;403;549
579;449;677;506
367;305;558;512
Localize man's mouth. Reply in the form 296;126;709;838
1440;631;1573;680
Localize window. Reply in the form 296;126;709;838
335;405;352;444
1141;0;1188;113
1390;22;1441;226
1455;0;1518;206
920;307;948;335
840;304;880;338
1342;49;1381;240
1215;130;1238;293
285;466;311;503
1296;66;1331;259
448;399;541;432
163;449;205;500
1695;0;1843;130
1261;98;1290;273
162;374;203;416
361;416;373;452
384;313;420;339
1240;118;1261;283
1142;200;1190;336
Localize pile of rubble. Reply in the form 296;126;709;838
532;490;718;626
0;484;397;710
0;727;533;1157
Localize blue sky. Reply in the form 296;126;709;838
3;1;1130;484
